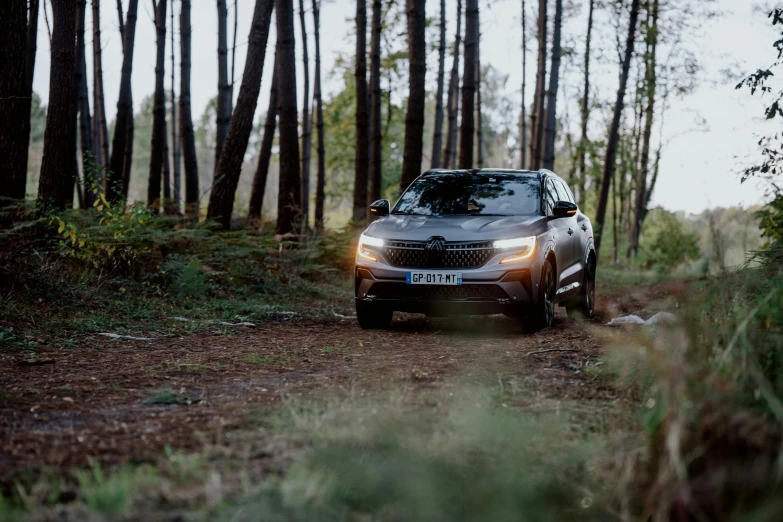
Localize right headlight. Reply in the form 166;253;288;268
494;236;536;264
357;233;384;262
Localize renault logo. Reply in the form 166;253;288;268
425;236;446;267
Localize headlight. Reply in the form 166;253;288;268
493;236;536;264
357;234;384;262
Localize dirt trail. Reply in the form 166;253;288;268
0;280;683;483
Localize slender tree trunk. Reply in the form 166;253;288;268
148;0;168;211
443;0;462;169
76;0;94;208
0;1;33;201
206;0;274;229
542;0;562;170
162;102;172;209
612;159;618;264
171;0;180;212
38;0;79;211
458;0;477;170
92;0;110;201
593;0;641;258
179;0;199;216
299;0;311;227
630;0;658;257
352;0;369;221
275;0;302;233
121;92;134;200
108;0;139;202
530;0;547;170
576;0;594;207
475;26;483;168
230;0;238;101
430;0;447;168
368;0;383;201
215;0;231;170
248;53;278;219
519;0;527;170
313;0;326;230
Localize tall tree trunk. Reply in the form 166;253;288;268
443;0;462;169
92;0;110;201
231;0;238;101
576;0;594;207
76;0;94;209
368;0;383;201
248;53;278;219
313;0;326;230
162;101;172;209
593;0;641;258
299;0;311;227
108;0;139;203
0;1;33;201
542;0;562;170
475;26;483;168
206;0;274;229
630;0;658;257
38;0;79;211
352;0;369;222
275;0;302;234
215;0;231;170
400;0;427;190
179;0;199;216
430;0;446;168
612;158;618;264
529;0;547;170
519;0;527;170
458;0;477;170
148;0;168;211
171;0;180;212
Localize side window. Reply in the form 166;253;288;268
555;179;575;205
544;180;558;215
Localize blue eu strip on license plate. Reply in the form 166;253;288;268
406;271;463;285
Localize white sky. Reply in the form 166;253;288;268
32;0;775;213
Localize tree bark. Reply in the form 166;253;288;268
542;0;562;171
368;0;383;201
215;0;231;170
248;53;278;219
594;0;641;258
0;0;32;201
399;0;427;190
299;0;311;227
475;24;483;168
206;0;275;229
443;0;462;169
519;0;527;170
179;0;199;216
108;0;139;202
576;0;594;207
275;0;302;233
352;0;369;222
430;0;446;169
312;0;326;231
77;0;94;207
529;0;547;170
458;0;477;170
630;0;658;257
171;0;180;212
148;0;168;211
38;0;79;211
92;0;110;202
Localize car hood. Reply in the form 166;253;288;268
364;214;549;242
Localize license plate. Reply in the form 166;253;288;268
406;271;463;285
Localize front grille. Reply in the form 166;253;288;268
368;282;509;301
384;240;495;269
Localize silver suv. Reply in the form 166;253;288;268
354;169;596;332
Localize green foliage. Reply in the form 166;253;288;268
639;209;700;271
73;461;143;516
143;389;190;405
171;259;209;298
756;192;783;243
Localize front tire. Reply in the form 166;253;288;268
356;300;393;329
566;256;595;320
523;259;556;333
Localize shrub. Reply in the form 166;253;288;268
639;210;700;271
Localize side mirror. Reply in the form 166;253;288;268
552;200;578;219
369;199;390;217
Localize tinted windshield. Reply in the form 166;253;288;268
393;172;541;216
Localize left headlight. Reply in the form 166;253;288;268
493;236;536;264
357;233;384;262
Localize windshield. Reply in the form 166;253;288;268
393;172;541;216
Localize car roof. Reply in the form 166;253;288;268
419;168;567;184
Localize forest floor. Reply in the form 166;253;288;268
0;273;689;519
